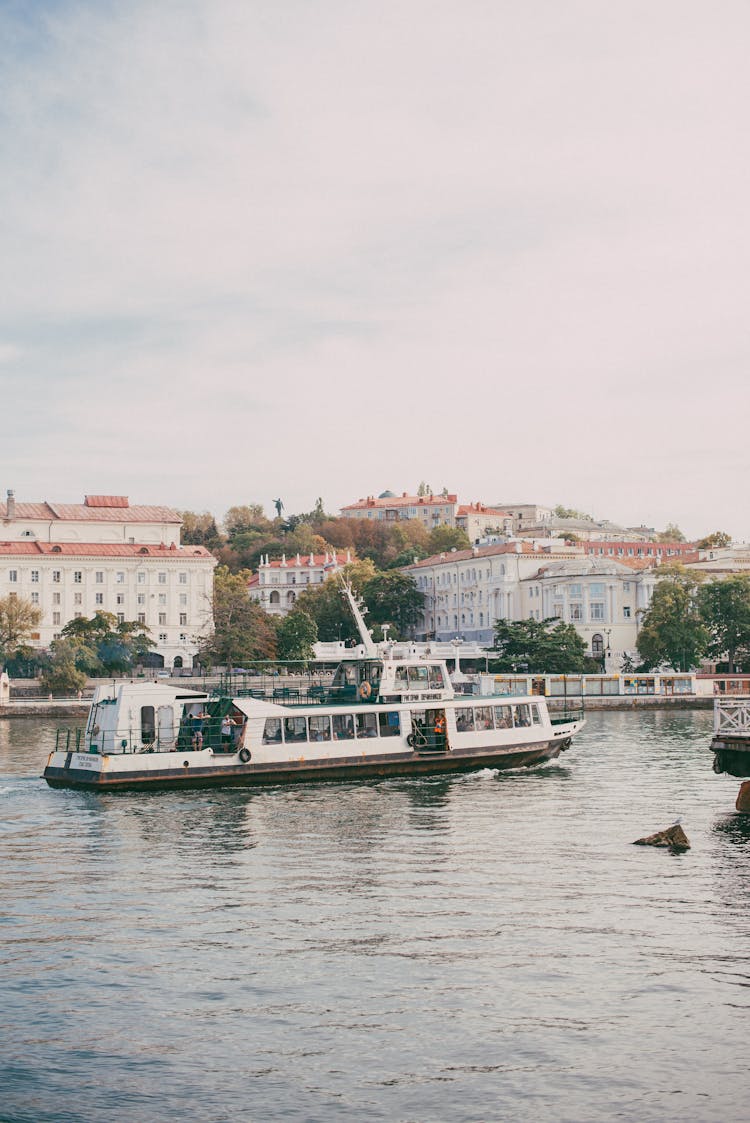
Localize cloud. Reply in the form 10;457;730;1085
1;1;749;539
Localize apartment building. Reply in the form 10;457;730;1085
0;492;216;667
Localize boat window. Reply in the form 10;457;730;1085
474;706;493;731
141;705;156;744
262;718;282;744
333;665;356;688
332;713;355;740
514;704;531;728
308;715;331;742
407;666;429;688
455;706;474;732
284;717;307;743
366;662;382;687
395;666;409;686
494;705;513;729
530;704;542;726
428;666;445;689
379;711;401;738
356;713;378;738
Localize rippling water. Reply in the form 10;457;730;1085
1;709;748;1122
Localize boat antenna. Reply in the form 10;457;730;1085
339;578;378;657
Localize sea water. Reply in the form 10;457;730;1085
1;709;748;1122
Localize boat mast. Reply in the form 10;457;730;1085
339;579;378;658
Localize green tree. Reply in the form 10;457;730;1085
0;595;42;667
636;569;707;670
200;566;277;667
654;522;686;543
179;511;224;550
275;610;318;663
698;575;750;673
362;571;425;639
295;560;378;643
554;505;593;521
40;639;88;695
60;612;154;674
696;530;732;549
490;617;590;674
223;504;269;539
427;525;470;554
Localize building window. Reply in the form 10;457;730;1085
9;570;17;582
95;593;103;605
31;570;39;583
137;594;145;605
158;594;166;606
137;571;145;584
158;572;166;584
8;592;17;601
52;570;61;583
623;606;631;618
74;571;82;583
31;592;39;605
117;613;125;624
95;571;104;583
590;602;605;621
138;612;146;624
179;594;187;606
159;632;168;642
179;573;187;584
570;603;583;622
116;594;125;605
116;572;125;583
53;592;61;605
159;613;167;625
74;593;82;605
179;633;188;641
74;612;82;619
179;613;187;625
52;612;61;625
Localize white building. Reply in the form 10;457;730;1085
405;544;657;666
0;492;216;668
249;550;353;616
455;503;513;542
341;491;459;526
518;558;657;668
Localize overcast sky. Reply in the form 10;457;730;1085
1;1;749;540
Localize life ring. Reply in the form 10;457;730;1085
406;733;415;748
358;682;372;700
239;747;251;764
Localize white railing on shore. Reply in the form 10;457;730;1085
714;697;750;735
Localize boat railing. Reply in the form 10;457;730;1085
548;701;585;726
54;728;85;753
714;696;750;736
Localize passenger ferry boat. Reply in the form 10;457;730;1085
43;584;584;792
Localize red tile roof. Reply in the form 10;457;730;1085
342;494;457;510
85;495;130;508
259;553;351;568
0;541;214;559
0;498;181;523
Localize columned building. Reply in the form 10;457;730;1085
0;492;216;668
405;546;657;665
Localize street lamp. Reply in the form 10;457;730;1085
603;628;612;672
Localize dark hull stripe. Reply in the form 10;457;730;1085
44;738;570;791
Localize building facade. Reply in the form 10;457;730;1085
0;492;216;668
405;545;657;666
249;550;354;616
340;492;459;526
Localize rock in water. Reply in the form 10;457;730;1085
736;781;750;814
633;824;691;850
